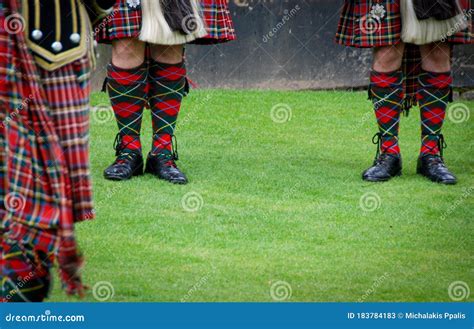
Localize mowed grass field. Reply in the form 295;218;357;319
49;90;473;302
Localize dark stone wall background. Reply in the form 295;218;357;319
92;0;474;91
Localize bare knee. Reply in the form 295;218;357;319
373;43;405;72
111;38;146;68
150;45;184;64
420;43;451;72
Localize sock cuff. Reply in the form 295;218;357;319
418;70;452;89
149;59;186;82
149;58;185;68
107;62;148;84
370;70;404;88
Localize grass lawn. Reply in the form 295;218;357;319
49;90;473;302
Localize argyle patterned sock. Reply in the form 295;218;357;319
107;62;148;154
369;70;405;155
417;70;452;155
148;59;187;156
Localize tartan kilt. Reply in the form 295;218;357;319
96;0;236;44
335;0;473;108
335;0;473;47
1;239;52;302
1;0;92;295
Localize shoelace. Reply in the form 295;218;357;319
371;132;400;167
113;133;133;157
151;133;179;162
156;153;178;168
371;132;389;160
113;134;140;163
424;133;447;158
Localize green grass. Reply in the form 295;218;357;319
49;90;473;302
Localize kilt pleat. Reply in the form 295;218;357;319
1;0;92;296
1;239;52;302
96;0;236;44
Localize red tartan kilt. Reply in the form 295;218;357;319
1;239;52;302
335;0;473;48
96;0;236;44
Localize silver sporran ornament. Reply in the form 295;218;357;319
370;4;386;20
127;0;140;9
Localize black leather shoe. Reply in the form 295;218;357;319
145;153;188;184
417;154;457;185
104;151;144;181
362;153;402;182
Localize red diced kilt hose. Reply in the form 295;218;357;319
96;0;236;44
335;0;473;107
1;0;92;298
